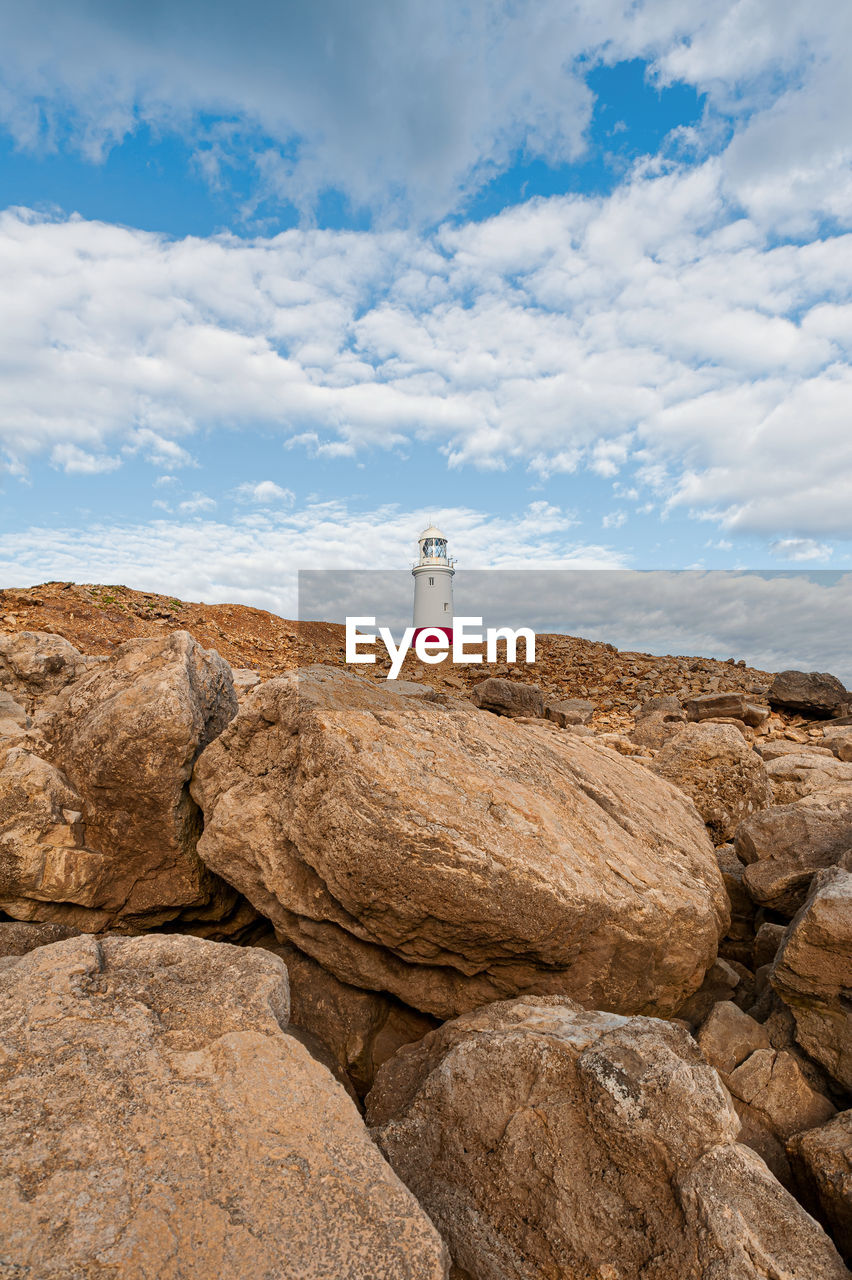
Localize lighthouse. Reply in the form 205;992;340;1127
412;523;454;643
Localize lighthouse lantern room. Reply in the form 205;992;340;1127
412;523;454;642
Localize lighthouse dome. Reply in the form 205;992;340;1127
419;523;445;541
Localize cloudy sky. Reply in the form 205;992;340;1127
1;1;851;658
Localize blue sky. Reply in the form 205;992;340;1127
1;0;851;619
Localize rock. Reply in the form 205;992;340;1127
788;1110;852;1263
765;754;852;805
630;697;687;749
652;722;772;843
470;677;544;718
0;919;81;957
676;957;741;1028
0;629;96;712
0;746;114;928
231;666;260;695
367;995;848;1280
637;695;683;719
715;845;756;965
677;1141;848;1278
825;727;852;763
0;934;448;1279
0;632;241;931
727;1047;836;1142
697;999;771;1075
0;688;28;729
192;666;728;1021
754;921;788;968
757;739;837;761
543;696;594;727
769;670;849;719
254;933;437;1097
686;692;768;726
772;865;852;1091
735;796;852;916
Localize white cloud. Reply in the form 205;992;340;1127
49;443;121;474
602;510;627;529
235;480;295;505
1;186;850;544
770;538;833;563
178;493;216;514
1;2;850;230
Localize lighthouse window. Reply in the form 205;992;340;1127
429;576;434;586
443;602;449;611
423;538;447;559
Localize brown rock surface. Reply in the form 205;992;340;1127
825;728;852;763
0;629;96;712
0;631;241;931
652;722;772;842
0;933;449;1280
630;695;687;749
765;754;852;805
471;677;544;718
192;665;728;1020
543;696;594;727
735;796;852;916
697;999;771;1075
367;995;847;1280
788;1110;852;1263
686;691;767;724
0;919;80;957
772;865;852;1092
254;932;437;1097
726;1047;836;1141
769;670;849;719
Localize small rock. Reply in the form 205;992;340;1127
697;1000;771;1075
471;677;544;719
754;921;788;968
676;958;741;1028
543;696;594;726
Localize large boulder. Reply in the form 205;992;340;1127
772;865;852;1092
735;796;852;916
366;995;848;1280
0;632;241;931
769;670;849;719
191;666;728;1021
652;722;772;843
788;1110;852;1264
0;934;449;1280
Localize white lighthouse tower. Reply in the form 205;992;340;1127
412;523;455;642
